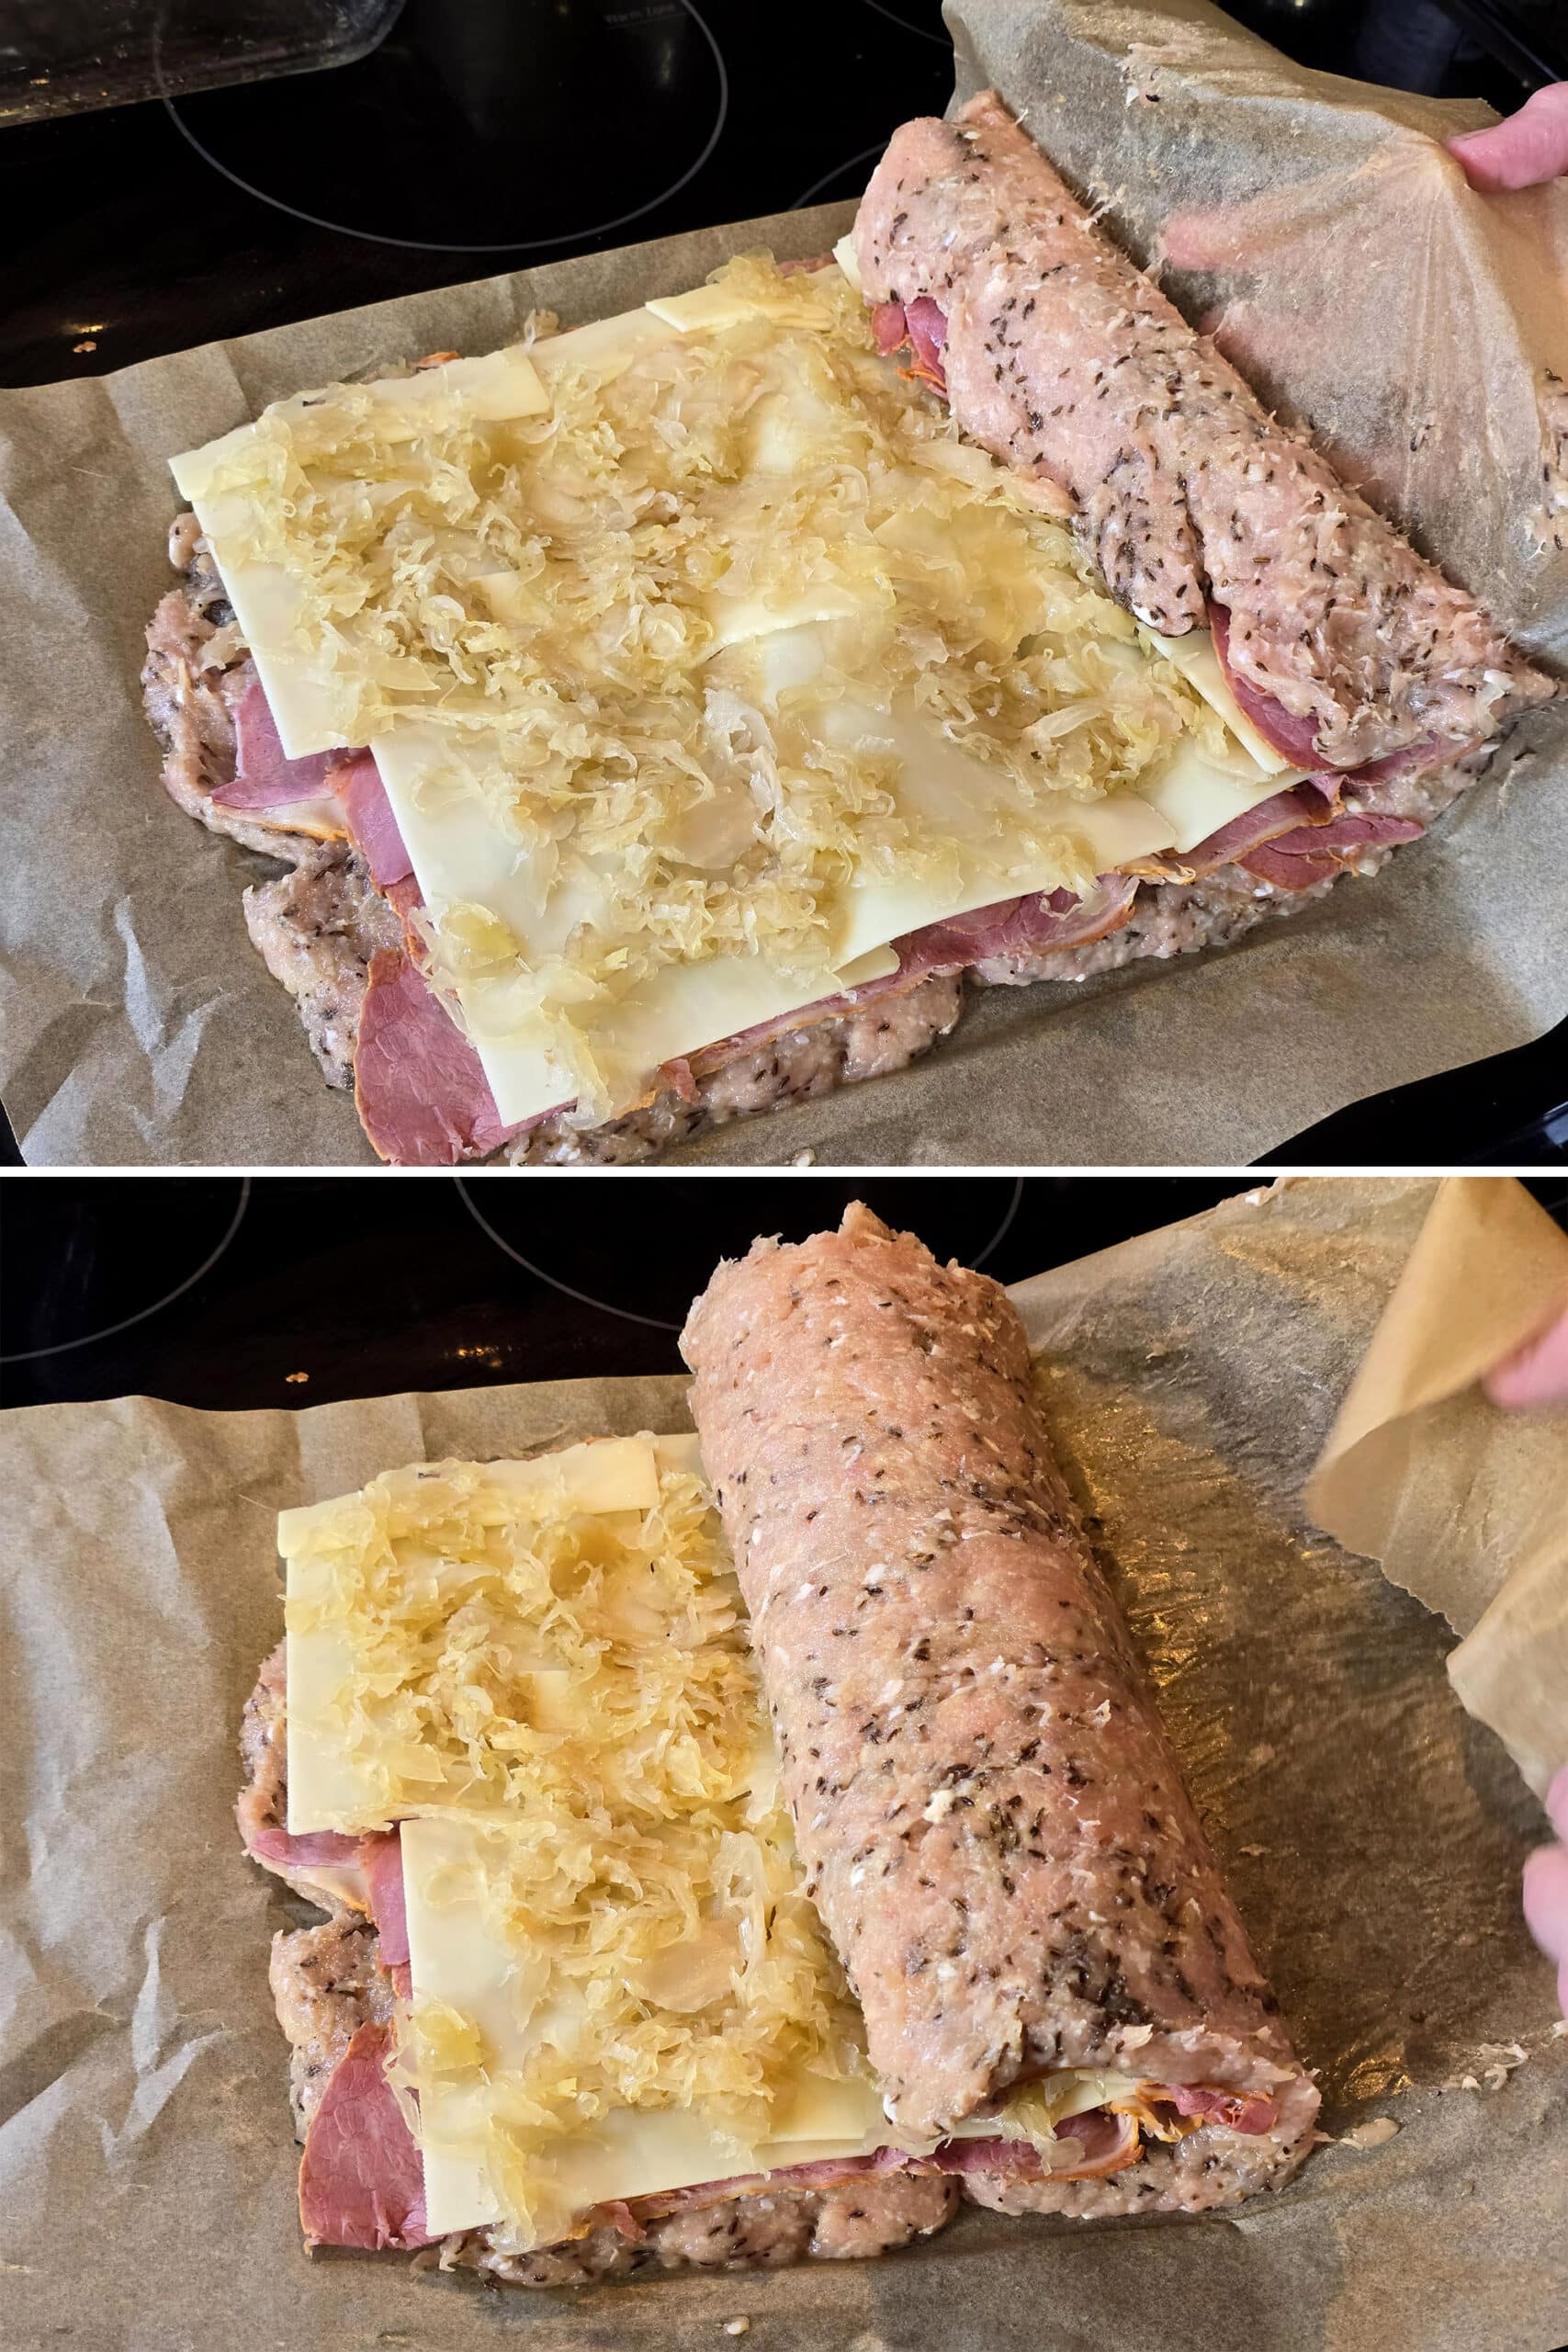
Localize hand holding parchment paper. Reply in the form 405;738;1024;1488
1450;83;1568;192
1304;1177;1568;2022
3;1177;1564;2352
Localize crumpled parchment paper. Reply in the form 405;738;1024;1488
2;1176;1562;2351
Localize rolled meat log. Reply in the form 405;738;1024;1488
853;93;1554;770
682;1204;1319;2215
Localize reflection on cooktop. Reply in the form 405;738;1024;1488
861;0;952;42
455;1175;1028;1333
2;1176;1257;1409
166;0;728;253
1;1178;250;1366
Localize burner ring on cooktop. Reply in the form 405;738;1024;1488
0;1179;251;1365
157;0;728;256
457;1176;1025;1333
862;0;951;42
790;141;887;210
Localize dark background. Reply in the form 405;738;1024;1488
1;0;1564;1166
3;1172;1565;1409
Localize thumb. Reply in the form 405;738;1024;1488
1483;1305;1568;1408
1448;83;1568;191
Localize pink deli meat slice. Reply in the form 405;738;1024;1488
298;2021;432;2250
360;1828;412;1999
211;672;356;811
895;876;1137;975
333;753;414;889
1238;811;1424;889
249;1825;361;1870
352;948;519;1168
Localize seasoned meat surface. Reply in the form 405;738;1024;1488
236;1640;289;1857
446;2172;958;2286
855;94;1554;765
270;1920;396;2137
244;852;403;1090
682;1204;1317;2192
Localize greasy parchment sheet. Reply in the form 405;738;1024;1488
3;1178;1563;2352
2;3;1566;1169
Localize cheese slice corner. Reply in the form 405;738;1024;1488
1136;733;1303;856
1138;624;1296;778
646;283;758;335
283;1435;674;1835
400;1809;895;2242
831;233;863;294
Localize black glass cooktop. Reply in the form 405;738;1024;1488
0;0;1562;1167
0;1174;1193;1407
5;1174;1564;1411
0;0;954;382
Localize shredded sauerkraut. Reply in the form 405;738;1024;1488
286;1449;874;2236
286;1453;763;1826
199;257;1223;1111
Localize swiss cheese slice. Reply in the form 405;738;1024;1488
646;283;764;335
172;346;552;762
1138;624;1298;779
172;266;1303;1129
646;260;841;338
283;1436;667;1835
1135;733;1297;855
402;1809;895;2240
831;232;863;293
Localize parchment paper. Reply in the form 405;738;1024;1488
4;1178;1563;2351
1;1;1565;1167
1307;1176;1568;1799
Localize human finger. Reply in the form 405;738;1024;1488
1482;1306;1568;1408
1448;84;1568;191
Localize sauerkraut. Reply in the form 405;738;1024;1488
284;1446;875;2238
196;257;1224;1111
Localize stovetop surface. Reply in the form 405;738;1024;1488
1;0;954;385
5;1173;1564;1411
1;0;1562;1168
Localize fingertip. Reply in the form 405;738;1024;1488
1482;1307;1568;1408
1547;1763;1568;1843
1481;1352;1537;1408
1444;83;1568;191
1444;130;1503;190
1522;1842;1568;1961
